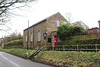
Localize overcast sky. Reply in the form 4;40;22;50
1;0;100;37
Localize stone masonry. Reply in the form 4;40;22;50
23;12;69;48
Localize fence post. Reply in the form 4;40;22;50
77;45;79;51
53;46;54;51
95;44;98;52
63;45;65;51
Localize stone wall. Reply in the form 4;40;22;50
47;12;69;37
33;20;47;47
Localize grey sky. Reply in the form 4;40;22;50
1;0;100;37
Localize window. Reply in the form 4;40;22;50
48;38;51;42
26;35;27;42
63;22;67;24
31;33;33;42
43;33;47;39
56;20;60;27
38;31;41;41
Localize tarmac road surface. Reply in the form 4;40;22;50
0;51;53;67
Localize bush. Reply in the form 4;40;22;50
57;24;87;41
72;26;87;36
57;24;74;40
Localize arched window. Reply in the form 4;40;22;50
26;35;27;42
31;33;33;42
38;31;41;41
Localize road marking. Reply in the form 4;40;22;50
0;52;21;67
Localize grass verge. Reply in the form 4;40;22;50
0;47;100;67
34;51;100;67
0;47;35;59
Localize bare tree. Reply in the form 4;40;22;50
0;0;36;31
0;0;36;16
65;12;73;23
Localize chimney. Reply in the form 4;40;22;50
98;20;100;30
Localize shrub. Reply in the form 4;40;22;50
57;24;74;40
57;24;87;41
72;26;87;36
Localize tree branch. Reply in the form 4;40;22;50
0;9;7;15
0;0;36;32
0;0;18;9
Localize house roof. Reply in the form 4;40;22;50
88;27;99;30
24;19;46;31
71;21;89;30
24;12;61;31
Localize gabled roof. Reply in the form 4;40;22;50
24;19;47;31
24;12;66;31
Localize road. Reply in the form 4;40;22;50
0;51;53;67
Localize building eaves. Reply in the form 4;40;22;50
24;12;64;31
24;19;47;31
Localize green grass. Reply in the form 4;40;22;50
0;47;100;67
0;47;35;59
34;51;100;67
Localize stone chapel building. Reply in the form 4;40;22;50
23;12;69;48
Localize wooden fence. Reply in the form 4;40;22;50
46;44;100;52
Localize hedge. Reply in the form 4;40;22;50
57;38;100;50
71;34;100;41
4;39;23;48
57;39;100;45
58;34;100;45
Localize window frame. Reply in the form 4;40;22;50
38;31;41;41
31;33;33;42
56;20;60;27
25;35;27;42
